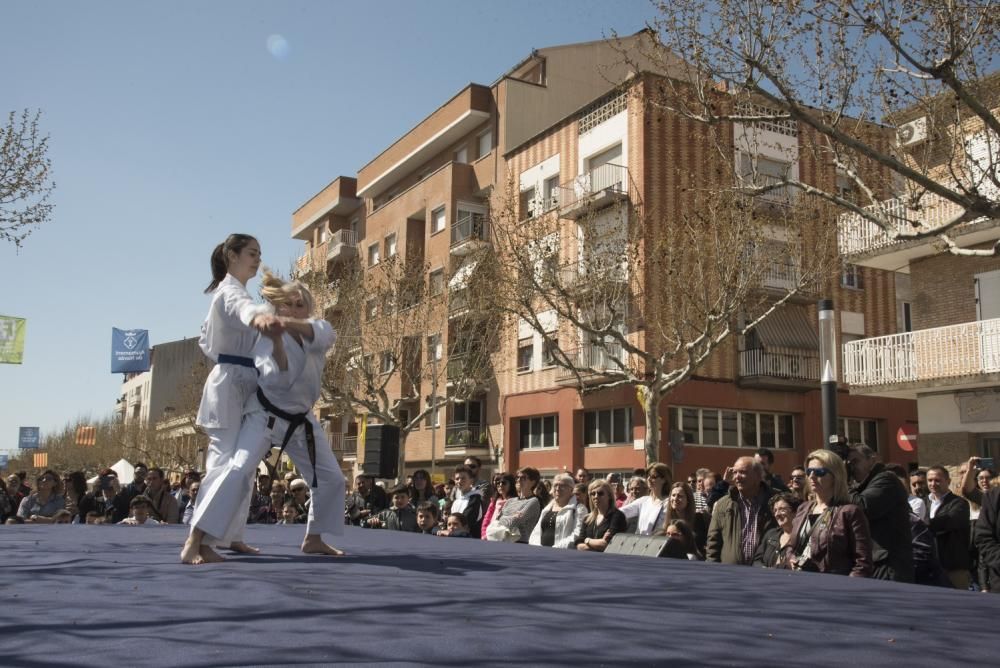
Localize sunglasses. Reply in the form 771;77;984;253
590;491;607;497
806;467;830;478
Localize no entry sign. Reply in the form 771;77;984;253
897;424;918;452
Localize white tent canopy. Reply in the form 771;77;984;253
86;458;135;485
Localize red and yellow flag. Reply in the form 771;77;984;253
76;425;97;447
33;452;48;468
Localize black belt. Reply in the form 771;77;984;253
218;354;255;368
256;388;318;488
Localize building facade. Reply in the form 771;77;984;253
840;90;1000;467
292;34;918;482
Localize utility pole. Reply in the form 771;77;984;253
818;299;839;447
430;354;438;482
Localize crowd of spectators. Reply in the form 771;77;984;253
5;447;1000;592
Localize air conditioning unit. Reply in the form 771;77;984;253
897;117;928;147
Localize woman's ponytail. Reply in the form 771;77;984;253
204;243;228;293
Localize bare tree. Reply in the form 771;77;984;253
487;145;836;463
630;1;999;256
1;109;55;248
299;251;498;481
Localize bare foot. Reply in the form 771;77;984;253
180;538;204;565
199;545;225;563
228;541;261;555
301;535;345;556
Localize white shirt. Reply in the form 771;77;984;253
929;493;945;519
195;274;270;429
908;495;928;522
250;319;336;415
620;495;667;536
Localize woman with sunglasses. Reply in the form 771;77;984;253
480;473;515;541
619;462;673;536
784;450;873;577
17;470;66;524
485;468;542;543
575;480;628;552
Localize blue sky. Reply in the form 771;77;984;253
0;0;654;456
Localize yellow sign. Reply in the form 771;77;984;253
0;315;26;364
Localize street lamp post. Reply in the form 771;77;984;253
818;299;839;447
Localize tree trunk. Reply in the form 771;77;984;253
642;385;660;465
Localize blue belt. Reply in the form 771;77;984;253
218;354;255;368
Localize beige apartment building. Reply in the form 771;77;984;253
292;33;917;482
840;84;1000;468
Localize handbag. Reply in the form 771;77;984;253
484;520;521;543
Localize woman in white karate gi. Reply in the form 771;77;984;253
181;234;282;565
183;271;346;561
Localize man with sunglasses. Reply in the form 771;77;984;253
843;443;914;583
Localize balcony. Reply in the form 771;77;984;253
332;434;358;461
294;242;328;277
738;348;820;391
444;423;489;456
558;163;631;220
327;229;359;265
291;176;360;240
554;342;627;386
843;317;1000;398
837;190;1000;271
450;211;489;256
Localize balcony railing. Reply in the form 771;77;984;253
761;260;801;292
739;348;820;382
328;229;359;262
837;189;975;257
844;317;1000;387
557;163;629;217
333;434;358;460
450;212;489;247
575;342;626;373
445;423;485;448
295;242;328;276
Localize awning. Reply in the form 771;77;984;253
753;305;819;350
449;258;480;291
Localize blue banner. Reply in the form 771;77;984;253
0;454;8;468
111;328;150;373
18;426;40;450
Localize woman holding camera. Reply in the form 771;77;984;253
784;450;873;577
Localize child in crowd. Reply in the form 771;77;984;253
440;513;471;537
119;496;161;526
416;502;440;535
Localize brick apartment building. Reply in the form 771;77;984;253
841;83;1000;468
291;33;917;482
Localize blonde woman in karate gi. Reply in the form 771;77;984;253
182;271;346;562
180;234;283;565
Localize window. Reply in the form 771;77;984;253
431;206;446;235
365;299;377;321
739;154;793;202
543;174;560;211
583;407;632;446
901;302;912;333
367;243;380;267
840;417;879;453
517;339;533;372
399;408;411;429
349;217;359;237
671;406;795;449
385;233;397;258
541;335;557;367
379;352;394;374
429;268;444;296
519;187;537;220
841;264;864;289
520;415;558;450
320;227;330;243
455;146;468;164
477;130;492;159
427;334;442;361
452;400;482;425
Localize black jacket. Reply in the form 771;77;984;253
849;463;914;582
974;487;1000;587
752;526;785;568
929;492;970;571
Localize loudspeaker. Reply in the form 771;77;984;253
606;533;681;558
362;424;400;479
